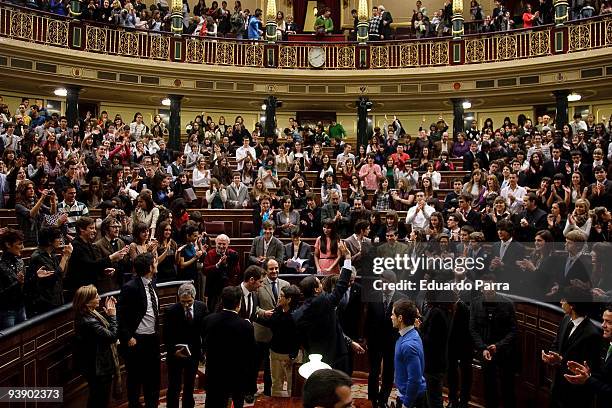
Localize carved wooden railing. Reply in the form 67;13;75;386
1;3;611;70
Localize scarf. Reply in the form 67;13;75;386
91;310;122;397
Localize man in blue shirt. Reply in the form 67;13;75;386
391;299;427;408
247;8;263;40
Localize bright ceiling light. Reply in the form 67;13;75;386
161;98;171;106
567;93;582;102
261;104;267;110
54;88;67;97
462;101;472;109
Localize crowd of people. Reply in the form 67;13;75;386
10;0;612;40
0;93;612;407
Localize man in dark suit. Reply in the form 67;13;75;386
117;252;160;408
542;286;602;408
283;229;314;274
202;234;242;311
463;142;480;172
564;304;612;408
295;241;353;373
514;193;547;242
94;216;130;293
248;220;284;267
67;217;129;297
457;193;482;232
378;5;393;40
203;286;256;408
584;165;612;208
489;219;526;297
321;189;352;238
548;230;592;298
470;274;519;408
570;150;593;183
543;147;570;180
364;270;406;408
164;283;209;408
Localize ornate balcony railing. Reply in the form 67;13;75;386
0;3;611;70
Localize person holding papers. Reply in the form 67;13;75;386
163;283;209;408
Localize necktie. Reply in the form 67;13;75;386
383;294;391;311
148;282;159;330
186;308;193;322
271;280;278;304
500;241;508;259
565;257;575;277
606;343;612;362
247;292;253;320
554;160;559;169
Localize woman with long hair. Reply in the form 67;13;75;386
275;145;292;172
275;196;300;238
421;176;435;201
132;190;160;237
289;141;310;170
314;220;341;275
517;230;557;296
426;212;449;240
82;176;104;209
192;157;211;188
341;159;357;189
72;284;119;408
589;206;611;242
288;161;304;185
241;158;256;187
563;198;592;237
481;174;500;207
291;176;310;210
321;172;342;204
318;154;334;186
205;178;227;209
374;177;392;211
28;149;46;180
44;150;62;181
258;156;279;189
462;169;485;206
348;174;366;207
524;152;545;189
569;171;587;207
15;180;57;247
250;177;270;207
155;221;178;283
392;176;415;211
211;155;232;186
129;222;156;260
482;196;512;241
546;200;568;242
309;143;323;173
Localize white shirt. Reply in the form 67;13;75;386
240;282;254;320
405;203;435;230
136;276;158;335
236;146;256;171
569;316;585;338
500;184;527;209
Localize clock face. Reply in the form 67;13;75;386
308;47;326;68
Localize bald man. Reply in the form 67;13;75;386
203;234;242;311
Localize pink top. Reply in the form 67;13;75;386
359;163;382;190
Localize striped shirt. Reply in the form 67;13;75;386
57;200;89;234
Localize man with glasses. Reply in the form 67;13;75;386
94;217;130;292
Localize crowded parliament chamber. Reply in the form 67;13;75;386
1;0;612;407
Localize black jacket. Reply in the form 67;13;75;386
164;300;208;362
74;313;118;378
295;265;351;369
420;305;451;374
364;290;406;349
66;236;111;293
470;293;519;369
0;253;25;312
257;306;299;357
202;310;256;392
25;248;64;315
549;315;602;407
586;343;612;408
117;277;158;352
